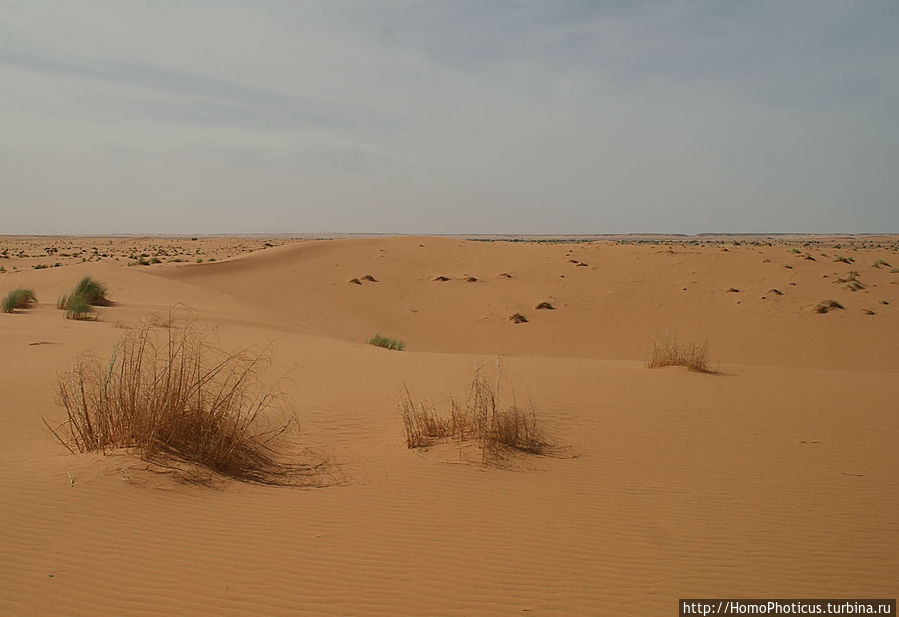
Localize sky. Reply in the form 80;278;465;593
1;1;897;235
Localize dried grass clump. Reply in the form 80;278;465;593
44;317;304;484
2;288;36;313
399;367;549;463
646;333;713;373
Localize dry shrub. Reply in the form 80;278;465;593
45;315;313;485
646;333;713;373
399;366;549;464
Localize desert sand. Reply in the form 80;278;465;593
1;234;897;616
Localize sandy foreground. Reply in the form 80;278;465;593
1;235;897;616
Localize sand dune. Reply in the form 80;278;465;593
1;235;897;616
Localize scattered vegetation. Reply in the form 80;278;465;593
815;299;844;314
368;333;405;351
44;317;305;485
509;312;528;323
399;366;550;463
2;288;37;313
646;333;713;373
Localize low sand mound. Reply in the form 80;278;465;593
150;236;899;370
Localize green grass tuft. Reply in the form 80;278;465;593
2;288;37;313
368;333;405;351
64;294;94;320
72;276;110;305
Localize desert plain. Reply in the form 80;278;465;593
1;233;897;616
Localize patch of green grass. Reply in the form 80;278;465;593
368;333;405;351
64;294;94;320
2;288;37;313
72;277;110;305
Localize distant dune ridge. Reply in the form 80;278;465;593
0;234;897;616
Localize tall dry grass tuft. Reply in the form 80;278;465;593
399;366;548;463
45;315;308;484
646;333;713;373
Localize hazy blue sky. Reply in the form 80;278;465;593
1;1;897;234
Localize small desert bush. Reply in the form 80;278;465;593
399;367;548;463
872;259;891;269
2;288;37;313
646;333;713;373
368;333;405;351
45;317;301;484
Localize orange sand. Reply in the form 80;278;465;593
1;235;896;616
